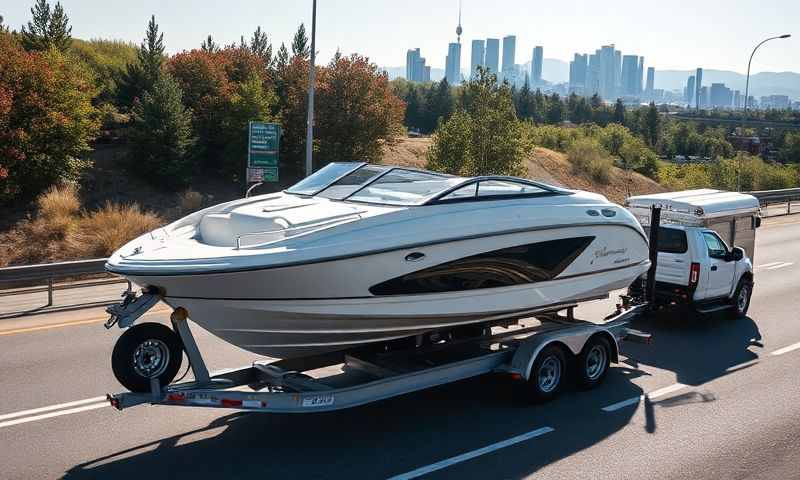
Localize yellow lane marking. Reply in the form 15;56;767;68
0;308;170;336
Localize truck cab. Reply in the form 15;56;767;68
626;190;760;318
646;225;753;316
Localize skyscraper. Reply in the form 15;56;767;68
569;53;588;92
484;38;500;77
470;39;485;79
597;45;619;100
645;67;655;95
685;75;695;105
531;46;543;86
637;57;645;94
405;48;428;82
621;55;639;96
501;35;516;81
695;68;703;109
709;83;733;108
445;43;462;84
444;4;463;85
587;53;599;95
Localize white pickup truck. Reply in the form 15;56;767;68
626;190;761;318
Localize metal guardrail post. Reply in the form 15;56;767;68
47;277;54;307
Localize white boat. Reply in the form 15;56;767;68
107;163;651;359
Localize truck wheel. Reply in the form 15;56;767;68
112;323;183;393
526;345;567;403
576;336;611;389
729;278;753;319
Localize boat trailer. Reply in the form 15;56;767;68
106;299;651;413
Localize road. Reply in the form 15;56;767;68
0;216;799;479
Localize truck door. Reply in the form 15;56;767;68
701;231;736;299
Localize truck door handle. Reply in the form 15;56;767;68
711;266;718;271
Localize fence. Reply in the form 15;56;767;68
748;188;800;217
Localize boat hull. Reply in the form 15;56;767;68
119;224;650;359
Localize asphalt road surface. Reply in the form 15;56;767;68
1;216;799;479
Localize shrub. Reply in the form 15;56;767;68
37;184;80;220
566;137;613;184
70;202;162;257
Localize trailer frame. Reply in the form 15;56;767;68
107;300;650;413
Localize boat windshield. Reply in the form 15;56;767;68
347;169;463;206
285;162;364;196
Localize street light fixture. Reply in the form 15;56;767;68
304;0;317;177
737;34;791;191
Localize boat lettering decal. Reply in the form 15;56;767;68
594;247;627;259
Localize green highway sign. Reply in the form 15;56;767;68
248;122;281;181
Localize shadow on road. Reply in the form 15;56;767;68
63;310;761;479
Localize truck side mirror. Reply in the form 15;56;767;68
729;247;744;262
753;216;761;229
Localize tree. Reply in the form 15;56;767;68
128;72;195;186
428;66;526;177
20;0;72;52
642;102;660;147
201;35;218;53
0;36;99;203
315;54;405;166
275;42;289;70
117;15;166;109
545;93;564;124
249;26;272;66
778;132;800;163
613;98;625;123
291;23;309;59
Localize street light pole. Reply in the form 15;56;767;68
738;33;791;191
304;0;317;177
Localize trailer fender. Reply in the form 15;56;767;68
510;328;620;380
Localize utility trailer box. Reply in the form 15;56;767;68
626;189;761;261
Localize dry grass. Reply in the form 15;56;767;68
37;184;81;220
68;202;163;258
178;189;204;213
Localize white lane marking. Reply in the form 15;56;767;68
766;262;794;270
756;261;784;268
0;396;106;422
771;342;800;356
725;359;760;373
387;427;554;479
602;383;686;412
0;402;108;429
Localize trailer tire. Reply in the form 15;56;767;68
729;277;753;319
112;323;183;393
576;336;611;389
526;345;567;403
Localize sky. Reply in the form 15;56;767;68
2;0;798;74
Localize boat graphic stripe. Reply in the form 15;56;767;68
162;261;649;302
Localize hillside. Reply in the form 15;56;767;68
381;137;665;203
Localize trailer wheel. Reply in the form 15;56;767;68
526;345;567;402
729;278;753;319
112;323;183;393
576;336;611;389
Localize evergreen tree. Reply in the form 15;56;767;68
517;80;532;119
291;23;309;59
531;89;546;123
129;72;195;186
20;0;72;52
545;93;564;124
249;26;272;65
590;93;603;109
276;42;289;70
201;34;218;53
613;98;625;123
117;15;165;109
643;102;660;147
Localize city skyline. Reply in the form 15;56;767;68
2;0;796;75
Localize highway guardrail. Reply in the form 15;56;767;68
0;258;127;308
749;188;800;216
